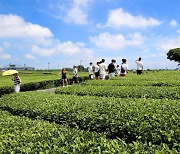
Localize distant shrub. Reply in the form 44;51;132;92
43;72;52;74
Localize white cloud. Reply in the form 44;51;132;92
0;47;11;59
25;54;37;61
65;7;88;25
73;0;90;8
98;8;162;28
58;41;88;55
2;42;10;48
177;29;180;34
170;20;178;27
127;33;144;46
143;52;165;58
89;32;144;50
157;37;180;51
31;41;93;56
0;47;3;52
0;14;53;38
0;13;93;59
58;0;90;25
31;45;57;56
1;53;11;59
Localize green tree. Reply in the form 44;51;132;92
167;48;180;65
77;65;87;72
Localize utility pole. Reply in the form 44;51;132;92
48;62;50;70
24;64;26;70
80;60;82;65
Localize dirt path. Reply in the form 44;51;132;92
36;87;57;93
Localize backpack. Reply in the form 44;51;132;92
121;65;125;73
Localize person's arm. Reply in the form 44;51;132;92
135;59;139;64
66;71;68;78
126;69;128;73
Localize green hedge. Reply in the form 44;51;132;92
0;76;89;97
0;80;59;97
110;71;180;82
83;80;180;87
55;85;180;99
0;92;179;150
0;110;177;153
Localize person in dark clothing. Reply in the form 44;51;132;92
60;68;68;87
108;59;116;78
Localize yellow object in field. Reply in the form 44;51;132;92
2;70;18;76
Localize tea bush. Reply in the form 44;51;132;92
55;85;180;99
0;76;88;97
0;92;179;149
83;79;179;87
1;70;179;153
1;110;177;153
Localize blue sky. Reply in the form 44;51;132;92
0;0;180;70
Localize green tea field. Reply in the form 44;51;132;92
0;70;87;87
0;70;179;153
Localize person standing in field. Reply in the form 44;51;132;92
99;59;108;80
72;66;79;84
135;57;143;75
108;59;116;78
60;68;68;87
120;58;128;76
88;62;94;80
12;73;21;93
116;65;121;76
94;62;100;79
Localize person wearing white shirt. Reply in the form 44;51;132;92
88;62;94;79
116;65;121;75
99;59;107;80
120;59;128;76
135;57;143;75
94;62;100;79
72;66;79;84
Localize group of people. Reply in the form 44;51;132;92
88;57;143;80
60;57;143;87
60;66;79;87
10;57;143;92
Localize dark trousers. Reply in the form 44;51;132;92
137;70;142;75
